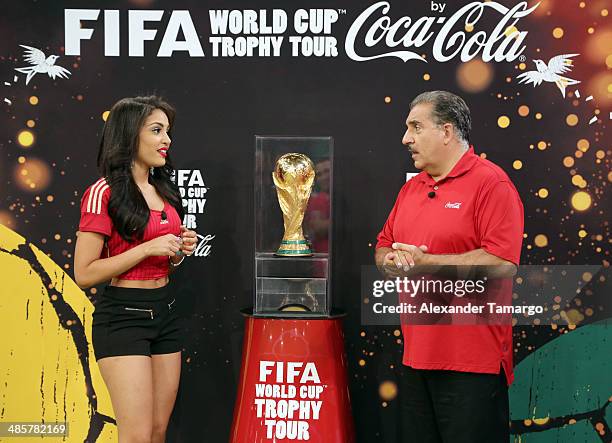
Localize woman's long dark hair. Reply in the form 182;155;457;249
97;96;185;242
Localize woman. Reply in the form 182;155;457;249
74;96;197;443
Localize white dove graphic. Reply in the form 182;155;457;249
517;54;580;98
14;45;71;85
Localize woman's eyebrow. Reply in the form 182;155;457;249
147;121;169;128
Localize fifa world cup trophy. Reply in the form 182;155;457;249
272;153;315;256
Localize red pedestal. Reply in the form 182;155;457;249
230;310;355;443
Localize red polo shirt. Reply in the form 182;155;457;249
376;147;524;385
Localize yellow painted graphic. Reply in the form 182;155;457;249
0;224;115;442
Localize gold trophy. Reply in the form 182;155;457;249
272;153;315;256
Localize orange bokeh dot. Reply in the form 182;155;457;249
497;116;510;128
456;60;494;93
0;210;17;228
571;175;586;187
505;26;519;37
566;114;579;126
571;191;592;211
518;105;529;116
379;381;398;401
586;71;612;106
13;158;51;192
534;234;548;247
577;139;589;152
585;30;612;65
17;130;35;147
552;27;564;38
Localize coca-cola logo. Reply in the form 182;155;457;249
345;1;540;63
194;234;215;257
444;202;462;209
174;169;215;259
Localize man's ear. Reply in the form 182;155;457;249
442;123;454;145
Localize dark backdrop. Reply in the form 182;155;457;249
1;1;609;441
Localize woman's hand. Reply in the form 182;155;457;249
143;233;181;257
179;225;198;256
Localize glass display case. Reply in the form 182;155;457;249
254;136;333;317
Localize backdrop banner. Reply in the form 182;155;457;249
0;1;610;442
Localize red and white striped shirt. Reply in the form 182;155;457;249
79;178;182;280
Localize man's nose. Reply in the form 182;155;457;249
402;130;414;146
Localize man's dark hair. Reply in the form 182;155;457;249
410;91;471;144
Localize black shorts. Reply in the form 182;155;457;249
92;285;182;361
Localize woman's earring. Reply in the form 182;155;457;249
150;167;154;175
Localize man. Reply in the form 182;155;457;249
375;91;524;442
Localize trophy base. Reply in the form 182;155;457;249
230;309;355;442
279;303;311;312
275;239;312;256
274;251;313;257
255;253;329;316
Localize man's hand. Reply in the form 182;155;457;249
391;245;517;278
383;250;413;273
377;244;428;276
391;243;428;266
